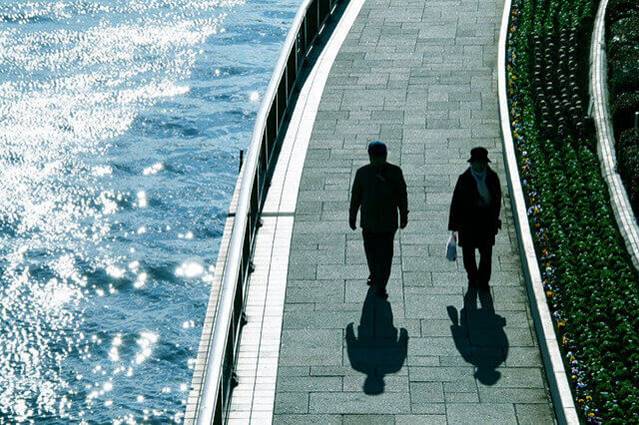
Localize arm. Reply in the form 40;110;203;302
448;176;462;232
398;168;408;228
493;173;502;232
349;169;362;230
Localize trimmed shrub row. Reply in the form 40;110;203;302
607;0;639;217
507;0;639;423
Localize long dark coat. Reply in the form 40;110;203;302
448;167;502;247
349;162;408;233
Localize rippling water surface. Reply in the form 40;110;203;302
0;0;299;422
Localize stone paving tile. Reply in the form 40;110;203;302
515;403;557;425
274;392;308;414
273;414;342;425
272;0;556;422
396;415;447;425
446;403;517;424
279;329;342;366
309;392;411;414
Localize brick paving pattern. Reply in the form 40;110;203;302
272;0;556;423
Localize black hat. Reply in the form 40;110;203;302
468;146;491;163
367;140;387;157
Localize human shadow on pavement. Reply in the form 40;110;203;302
346;288;408;395
447;287;509;385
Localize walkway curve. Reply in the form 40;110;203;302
268;0;557;423
589;0;639;271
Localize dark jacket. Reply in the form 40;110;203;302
448;167;502;247
350;162;408;233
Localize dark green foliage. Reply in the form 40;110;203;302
608;15;639;57
618;129;639;214
618;140;639;213
609;51;639;93
606;0;639;23
607;0;639;218
612;90;639;131
508;0;639;422
619;128;639;150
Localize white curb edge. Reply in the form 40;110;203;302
496;2;580;424
590;0;639;271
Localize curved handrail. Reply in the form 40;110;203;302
195;0;341;423
590;0;639;271
496;1;579;424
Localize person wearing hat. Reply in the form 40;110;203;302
349;141;408;299
448;147;502;289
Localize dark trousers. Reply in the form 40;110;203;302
461;242;493;287
362;230;395;291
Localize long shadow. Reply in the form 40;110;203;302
345;288;408;395
447;287;509;385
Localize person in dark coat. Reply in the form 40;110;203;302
448;147;502;289
349;141;408;299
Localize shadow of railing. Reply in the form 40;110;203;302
346;289;408;395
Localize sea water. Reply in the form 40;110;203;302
0;0;299;422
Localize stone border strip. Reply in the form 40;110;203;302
590;0;639;271
496;1;579;424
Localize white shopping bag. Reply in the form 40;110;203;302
446;234;457;261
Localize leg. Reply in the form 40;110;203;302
377;232;395;292
362;230;375;284
477;242;493;288
371;233;385;293
461;244;478;287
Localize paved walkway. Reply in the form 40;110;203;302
271;0;555;424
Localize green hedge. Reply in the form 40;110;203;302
612;91;639;134
618;144;639;212
618;130;639;215
607;1;639;217
607;16;639;58
618;128;639;151
609;54;639;93
606;0;639;23
508;0;639;423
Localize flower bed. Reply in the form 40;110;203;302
507;0;639;423
606;0;639;214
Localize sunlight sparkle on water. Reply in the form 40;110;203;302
142;162;164;175
106;265;126;279
134;332;158;365
0;0;249;421
136;191;148;208
175;260;205;278
133;272;148;289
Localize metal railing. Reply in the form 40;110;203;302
194;0;343;423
